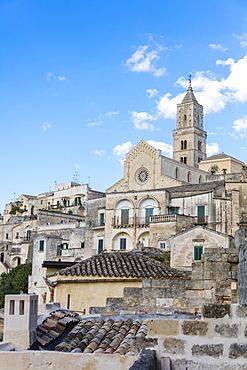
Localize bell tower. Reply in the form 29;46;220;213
173;77;207;167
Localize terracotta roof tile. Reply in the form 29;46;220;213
57;251;188;279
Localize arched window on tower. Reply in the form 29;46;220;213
198;141;202;151
181;141;183;150
184;140;187;149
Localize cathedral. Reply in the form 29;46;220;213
1;83;247;308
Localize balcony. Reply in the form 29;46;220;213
150;214;177;223
112;216;151;228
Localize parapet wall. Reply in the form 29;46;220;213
131;304;247;369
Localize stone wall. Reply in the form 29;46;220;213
90;247;239;315
138;304;247;369
0;351;137;370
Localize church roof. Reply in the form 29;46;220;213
201;152;245;164
181;86;199;104
166;180;225;194
57;251;189;279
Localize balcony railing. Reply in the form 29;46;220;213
150;214;177;223
112;216;151;227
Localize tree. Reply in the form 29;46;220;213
208;164;219;175
0;263;32;308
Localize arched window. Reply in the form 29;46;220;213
187;171;191;182
181;141;183;150
175;167;179;179
184;140;187;149
198;141;202;151
199;175;202;184
184;114;187;121
184;157;187;164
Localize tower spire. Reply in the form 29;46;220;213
188;74;192;89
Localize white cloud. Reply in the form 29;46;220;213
113;141;133;163
88;121;102;127
106;111;119;118
146;89;159;98
208;43;228;51
233;33;247;48
130;111;157;130
93;150;106;156
46;72;70;82
158;55;247;118
147;140;173;158
216;58;235;66
206;143;220;157
42;122;52;131
232;116;247;138
125;43;166;77
75;164;80;168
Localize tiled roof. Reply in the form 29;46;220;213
201;152;244;163
36;309;80;346
55;317;147;354
57;251;189;279
37;311;147;354
166;180;225;194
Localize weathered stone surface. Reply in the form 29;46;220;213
148;319;178;337
163;337;185;355
129;349;156;370
192;344;223;357
123;287;142;298
171;359;247;370
229;343;247;359
202;304;231;318
214;323;238;338
182;320;208;336
235;305;247;317
204;252;222;262
130;337;158;356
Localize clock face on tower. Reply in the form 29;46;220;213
136;168;149;184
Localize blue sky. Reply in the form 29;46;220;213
1;0;247;213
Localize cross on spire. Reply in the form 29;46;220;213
188;74;192;88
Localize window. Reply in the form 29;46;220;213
81;242;85;249
160;242;166;249
67;294;70;309
26;230;31;241
145;208;153;224
198;141;202;151
121;209;129;225
197;205;205;223
6;233;8;240
184;157;187;164
184;140;187;149
63;243;69;249
120;238;126;250
9;300;15;315
180;157;187;164
74;197;81;206
99;213;105;226
57;245;62;256
39;240;44;252
194;246;203;261
187;172;191;182
199;176;202;184
16;232;19;238
181;141;183;150
19;300;25;315
169;207;179;215
98;239;104;254
175;167;179;179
